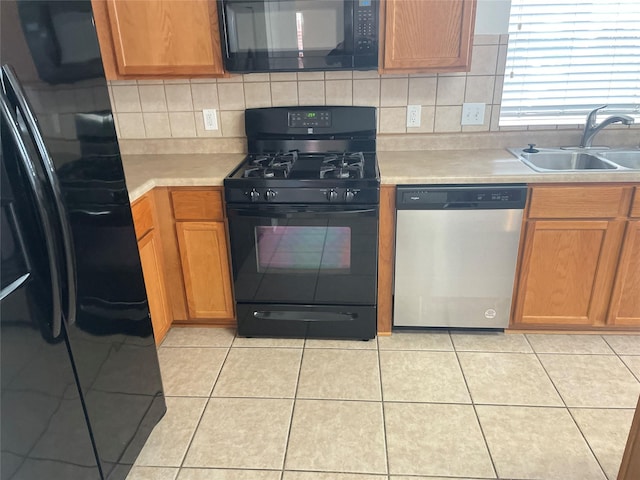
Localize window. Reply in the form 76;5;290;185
500;0;640;126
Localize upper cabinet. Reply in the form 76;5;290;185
379;0;477;73
91;0;225;79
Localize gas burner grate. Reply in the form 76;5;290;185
244;151;299;178
320;152;364;179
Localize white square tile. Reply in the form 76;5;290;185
385;403;494;477
540;354;640;407
297;349;381;400
380;351;470;403
285;399;386;474
162;327;234;347
459;352;563;406
184;398;293;469
212;348;301;398
157;347;227;396
477;405;605;480
135;397;207;467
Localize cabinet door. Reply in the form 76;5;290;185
176;221;234;319
608;221;640;326
380;0;476;72
513;219;625;327
138;230;172;344
103;0;224;76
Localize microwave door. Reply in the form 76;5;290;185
222;0;356;72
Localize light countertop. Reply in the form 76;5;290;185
122;149;640;201
122;153;245;201
377;149;640;184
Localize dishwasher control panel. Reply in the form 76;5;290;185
396;184;527;210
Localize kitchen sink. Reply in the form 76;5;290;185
596;151;640;169
509;147;640;172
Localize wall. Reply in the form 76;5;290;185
108;1;638;154
109;35;509;140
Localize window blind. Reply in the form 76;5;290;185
500;0;640;126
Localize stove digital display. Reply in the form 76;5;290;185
288;110;331;128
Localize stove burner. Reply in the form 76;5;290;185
320;152;364;179
244;151;298;178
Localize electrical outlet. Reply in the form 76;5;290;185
407;105;421;128
461;103;486;125
203;109;218;130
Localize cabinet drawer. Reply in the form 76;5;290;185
131;194;154;239
631;187;640;218
171;189;224;221
529;186;628;219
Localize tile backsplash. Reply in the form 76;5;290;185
109;35;506;139
108;34;637;153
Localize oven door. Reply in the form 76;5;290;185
226;204;378;306
220;0;354;71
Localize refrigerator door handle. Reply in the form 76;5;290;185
0;273;31;302
2;64;77;326
0;90;63;338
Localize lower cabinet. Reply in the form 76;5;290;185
132;192;172;344
169;187;235;325
138;229;172;343
511;184;640;331
175;221;234;319
515;219;624;326
608;220;640;326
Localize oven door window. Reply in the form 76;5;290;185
228;207;377;305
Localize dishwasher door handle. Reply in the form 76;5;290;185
442;202;478;209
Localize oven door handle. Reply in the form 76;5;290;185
253;311;358;322
227;207;378;218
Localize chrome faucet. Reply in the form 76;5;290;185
580;105;634;148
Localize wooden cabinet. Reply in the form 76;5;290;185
515;219;625;326
607;220;640;326
512;184;640;331
170;188;235;323
379;0;477;73
132;193;172;344
92;0;224;79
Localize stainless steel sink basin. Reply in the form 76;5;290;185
509;147;640;172
509;148;619;172
597;151;640;169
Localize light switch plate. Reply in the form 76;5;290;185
407;105;421;128
461;103;486;125
203;109;218;130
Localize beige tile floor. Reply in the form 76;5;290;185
127;328;640;480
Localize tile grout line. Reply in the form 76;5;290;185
452;332;500;480
523;334;611;480
279;339;306;477
175;335;235;472
602;336;640;384
375;335;391;478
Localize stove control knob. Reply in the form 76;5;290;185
248;189;260;202
327;189;338;202
345;189;356;202
265;189;277;201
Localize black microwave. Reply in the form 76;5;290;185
218;0;378;72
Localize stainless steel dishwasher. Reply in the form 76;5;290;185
394;185;527;329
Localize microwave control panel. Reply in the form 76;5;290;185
355;0;377;54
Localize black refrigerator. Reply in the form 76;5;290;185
0;1;166;479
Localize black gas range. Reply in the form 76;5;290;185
225;107;379;205
224;106;380;340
